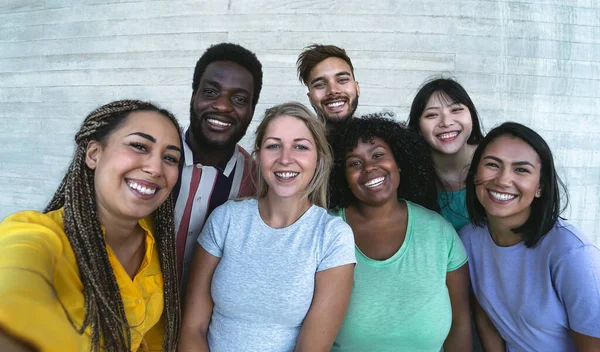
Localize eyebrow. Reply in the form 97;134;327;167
264;137;314;145
345;144;386;159
483;155;536;168
309;71;352;86
424;102;460;111
127;132;182;152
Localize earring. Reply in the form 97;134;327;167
535;189;541;197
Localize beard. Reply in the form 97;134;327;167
189;103;249;150
313;95;359;126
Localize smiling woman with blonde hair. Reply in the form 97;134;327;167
179;102;356;352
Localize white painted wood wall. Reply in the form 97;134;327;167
1;0;598;244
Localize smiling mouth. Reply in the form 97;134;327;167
364;176;385;188
127;180;157;195
488;189;517;201
437;131;459;141
275;172;299;180
207;118;232;127
325;100;346;110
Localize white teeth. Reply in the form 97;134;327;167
275;172;299;179
326;101;344;108
489;190;516;201
365;176;385;187
127;181;157;195
438;131;459;140
207;118;231;127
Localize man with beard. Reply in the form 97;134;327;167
297;44;360;134
174;43;262;287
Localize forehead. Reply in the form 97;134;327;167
349;136;391;154
425;91;459;107
200;61;254;92
263;115;314;140
483;135;540;163
309;57;353;80
111;111;180;142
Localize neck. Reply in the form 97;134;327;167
97;208;141;250
349;198;405;221
487;212;529;247
258;193;312;229
187;130;236;166
431;143;476;190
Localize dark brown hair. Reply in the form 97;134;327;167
44;100;181;351
296;44;355;86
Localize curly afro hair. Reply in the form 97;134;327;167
329;113;440;212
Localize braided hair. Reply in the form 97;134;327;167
329;113;440;212
44;100;181;351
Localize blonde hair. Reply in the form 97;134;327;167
253;102;332;208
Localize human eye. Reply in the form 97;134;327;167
484;162;499;169
203;88;218;97
373;152;384;159
452;106;465;113
295;144;309;151
338;77;349;84
423;112;437;119
312;81;325;89
163;154;180;164
265;143;280;150
515;167;530;174
130;142;148;152
347;159;361;168
232;95;249;106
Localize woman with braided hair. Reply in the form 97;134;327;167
0;100;182;351
328;115;472;351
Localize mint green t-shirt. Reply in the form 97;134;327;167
331;200;468;352
438;189;470;232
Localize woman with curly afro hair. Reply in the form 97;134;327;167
329;114;472;352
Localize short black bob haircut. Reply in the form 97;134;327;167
329;113;439;212
192;43;263;109
408;77;484;145
465;122;568;248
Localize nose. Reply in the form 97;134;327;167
438;111;454;128
494;168;512;187
212;94;234;113
326;81;340;96
278;146;293;165
143;154;163;178
362;161;378;174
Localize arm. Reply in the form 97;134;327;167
295;264;354;352
443;263;472;352
571;330;600;352
177;245;220;352
0;215;81;351
472;294;505;352
0;328;35;352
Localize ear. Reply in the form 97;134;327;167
85;140;101;170
535;186;542;198
306;91;310;99
356;81;360;97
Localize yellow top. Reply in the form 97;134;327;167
0;208;165;352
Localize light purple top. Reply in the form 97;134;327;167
460;219;600;351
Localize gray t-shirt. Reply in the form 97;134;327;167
198;198;356;352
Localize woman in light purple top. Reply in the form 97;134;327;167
460;122;600;351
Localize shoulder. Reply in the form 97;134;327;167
0;209;68;257
307;205;352;234
407;200;455;235
211;198;257;219
540;219;600;265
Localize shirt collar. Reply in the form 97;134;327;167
182;125;240;178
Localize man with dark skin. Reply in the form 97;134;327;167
297;44;360;134
174;43;262;287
